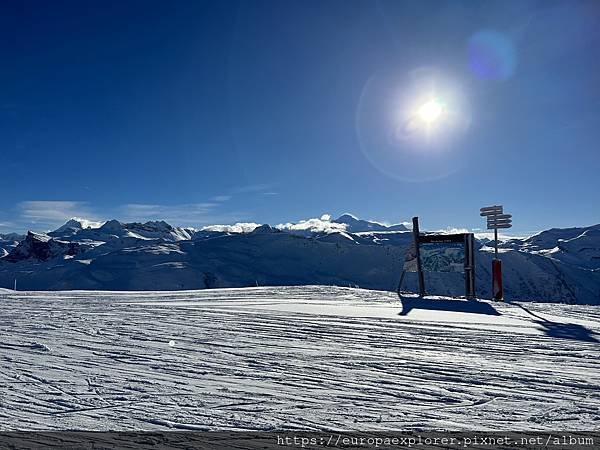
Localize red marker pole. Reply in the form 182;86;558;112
492;259;503;301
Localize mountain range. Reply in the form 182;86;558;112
1;215;599;304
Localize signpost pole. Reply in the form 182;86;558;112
480;205;512;302
494;227;498;259
492;226;502;300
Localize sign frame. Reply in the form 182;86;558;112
397;217;476;300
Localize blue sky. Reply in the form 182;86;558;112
1;0;599;235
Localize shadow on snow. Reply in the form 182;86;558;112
398;297;598;343
510;302;599;344
398;296;501;317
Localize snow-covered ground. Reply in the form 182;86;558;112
1;286;599;431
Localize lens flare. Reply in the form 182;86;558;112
468;30;516;81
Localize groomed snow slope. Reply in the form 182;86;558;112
1;286;599;431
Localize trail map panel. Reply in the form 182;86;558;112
420;241;465;273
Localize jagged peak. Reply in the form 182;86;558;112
251;224;277;234
56;218;84;230
26;231;51;242
126;220;175;231
332;214;408;232
99;219;124;230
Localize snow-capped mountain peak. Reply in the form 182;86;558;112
99;219;125;234
49;218;94;238
333;213;409;233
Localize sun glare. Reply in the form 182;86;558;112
417;98;444;124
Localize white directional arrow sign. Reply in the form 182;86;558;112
480;205;502;212
488;223;512;229
480;205;503;217
488;218;512;225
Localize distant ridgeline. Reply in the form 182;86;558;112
1;216;599;305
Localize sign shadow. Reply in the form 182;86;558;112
509;302;599;343
399;296;501;316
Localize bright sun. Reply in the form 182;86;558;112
417;98;444;124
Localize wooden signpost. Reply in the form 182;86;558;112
480;205;512;301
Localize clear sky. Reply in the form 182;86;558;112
1;0;599;235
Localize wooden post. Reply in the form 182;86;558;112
412;217;425;297
464;233;476;299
